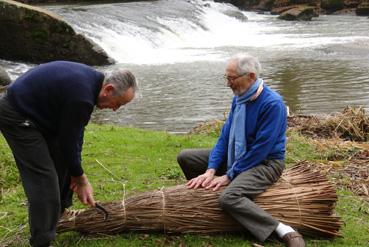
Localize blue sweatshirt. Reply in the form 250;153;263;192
208;85;287;180
7;61;104;176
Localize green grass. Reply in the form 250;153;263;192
0;124;368;246
285;130;321;164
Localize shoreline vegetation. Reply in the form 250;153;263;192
0;107;368;246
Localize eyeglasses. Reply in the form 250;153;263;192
223;73;248;83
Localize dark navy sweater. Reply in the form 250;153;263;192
208;85;287;180
7;61;104;176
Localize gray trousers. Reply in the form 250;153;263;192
0;94;73;247
177;148;285;242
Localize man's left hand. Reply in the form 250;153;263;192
205;175;230;191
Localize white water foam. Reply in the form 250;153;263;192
48;0;369;65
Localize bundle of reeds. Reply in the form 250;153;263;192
296;107;369;141
57;164;342;237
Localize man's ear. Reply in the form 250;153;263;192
103;84;115;95
249;72;256;80
98;83;111;98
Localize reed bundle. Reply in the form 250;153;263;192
295;107;369;141
57;164;341;238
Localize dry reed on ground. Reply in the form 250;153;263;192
309;150;369;200
189;119;224;136
57;164;341;238
292;107;369;141
189;112;227;136
191;107;369;141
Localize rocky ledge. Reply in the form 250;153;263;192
216;0;369;20
0;0;114;65
0;66;11;86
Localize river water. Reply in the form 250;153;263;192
1;0;369;133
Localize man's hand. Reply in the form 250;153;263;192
187;169;216;189
70;174;96;207
205;175;230;191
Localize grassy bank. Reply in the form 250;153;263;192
0;124;368;246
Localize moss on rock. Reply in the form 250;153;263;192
0;0;113;65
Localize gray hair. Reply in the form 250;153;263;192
230;53;262;78
104;69;138;96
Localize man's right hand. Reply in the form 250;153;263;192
70;174;96;207
187;169;216;189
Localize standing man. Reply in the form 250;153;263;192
0;61;137;247
177;54;305;247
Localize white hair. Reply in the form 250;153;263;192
104;69;138;96
230;53;262;78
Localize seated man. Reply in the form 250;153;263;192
177;53;305;247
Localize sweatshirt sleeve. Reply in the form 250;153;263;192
57;101;93;177
207;97;236;170
226;100;286;180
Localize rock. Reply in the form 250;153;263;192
271;5;296;15
0;66;11;86
256;0;275;11
273;0;319;9
343;0;361;8
321;0;345;13
278;6;315;21
223;9;248;21
272;1;320;16
12;0;143;3
214;0;254;9
330;8;356;15
215;0;366;18
0;0;114;66
356;2;369;16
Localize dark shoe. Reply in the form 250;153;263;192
282;231;305;247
